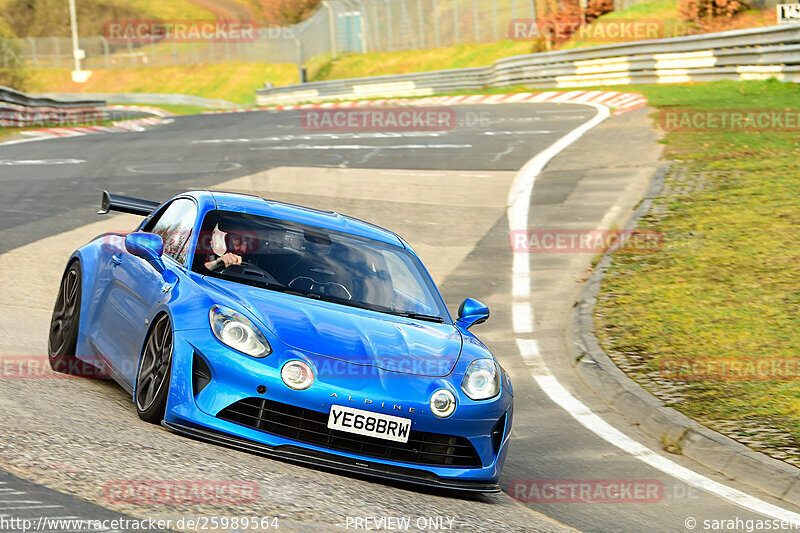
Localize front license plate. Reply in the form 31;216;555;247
328;405;411;443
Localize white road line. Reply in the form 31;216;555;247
193;132;449;143
509;101;800;524
483;130;551;136
250;144;471;151
0;159;85;166
194;130;550;145
511;302;533;334
380;171;447;177
0;136;55;147
0;505;63;510
531;109;592;114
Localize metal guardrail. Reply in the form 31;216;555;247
256;24;800;105
0;85;106;128
0;86;104;108
32;92;239;109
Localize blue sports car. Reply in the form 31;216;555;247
48;190;513;492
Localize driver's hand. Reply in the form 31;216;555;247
219;253;242;268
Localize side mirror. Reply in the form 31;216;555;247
125;232;165;272
457;298;490;329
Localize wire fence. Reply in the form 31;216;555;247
2;0;539;69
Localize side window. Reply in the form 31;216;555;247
144;199;197;264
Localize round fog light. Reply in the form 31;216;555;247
281;360;314;390
430;389;456;418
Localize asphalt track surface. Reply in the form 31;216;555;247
1;104;799;532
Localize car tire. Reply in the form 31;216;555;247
135;313;174;424
48;260;82;373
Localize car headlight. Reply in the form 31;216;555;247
430;389;456;418
281;360;314;390
461;359;500;400
209;305;271;358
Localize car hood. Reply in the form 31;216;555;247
203;278;462;377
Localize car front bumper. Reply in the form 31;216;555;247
163;328;513;492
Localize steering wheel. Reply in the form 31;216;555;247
222;261;280;285
288;275;352;300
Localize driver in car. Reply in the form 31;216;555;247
203;230;256;271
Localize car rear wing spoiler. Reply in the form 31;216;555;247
97;190;161;216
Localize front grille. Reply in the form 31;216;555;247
217;397;482;468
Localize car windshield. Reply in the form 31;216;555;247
191;210;449;323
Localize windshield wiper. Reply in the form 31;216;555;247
388;311;445;323
263;283;321;299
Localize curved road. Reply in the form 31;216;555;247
0;104;798;532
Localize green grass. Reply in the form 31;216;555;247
0;0;213;19
0;118;115;140
115;0;213;20
308;41;535;81
558;1;774;49
593;79;800;448
134;103;210;115
12;40;536;104
560;1;686;49
23;63;298;105
0;128;18;140
0;0;217;39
